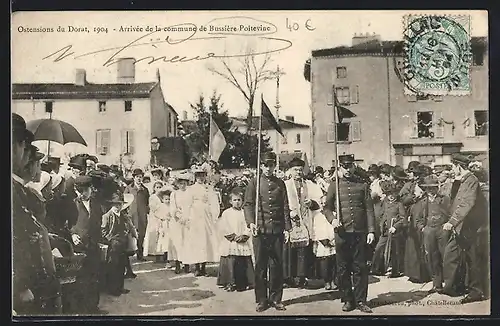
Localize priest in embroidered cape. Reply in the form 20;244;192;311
283;157;323;288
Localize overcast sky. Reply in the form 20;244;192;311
12;10;487;125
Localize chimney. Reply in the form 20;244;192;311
75;69;86;86
285;115;295;122
352;33;381;46
116;58;136;83
182;110;188;120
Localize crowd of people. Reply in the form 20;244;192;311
12;111;489;316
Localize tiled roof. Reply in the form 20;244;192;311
12;82;158;100
233;117;310;130
312;37;487;58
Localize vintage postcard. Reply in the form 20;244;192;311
11;10;489;317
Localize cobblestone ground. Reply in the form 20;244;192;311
99;258;490;316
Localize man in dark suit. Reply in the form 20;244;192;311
324;154;376;313
244;151;292;312
12;113;44;315
70;175;106;314
124;168;150;261
442;154;488;304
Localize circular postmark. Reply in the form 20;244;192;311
402;16;471;94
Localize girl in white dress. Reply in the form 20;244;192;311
183;166;220;276
311;200;338;291
143;181;169;262
216;189;255;291
169;172;191;274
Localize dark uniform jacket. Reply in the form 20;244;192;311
70;197;104;252
124;184;150;231
244;174;292;234
448;172;488;240
12;178;45;307
323;176;376;233
413;195;451;230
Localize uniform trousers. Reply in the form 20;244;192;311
253;233;284;305
443;232;482;296
335;231;369;304
422;226;450;288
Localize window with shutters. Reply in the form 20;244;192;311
336;66;347;79
350;85;359;104
124;100;132;112
121;129;135;154
350;120;361;141
96;129;111;155
407;112;419;139
433;111;444;138
335;87;350;105
417;111;433;138
474;110;488;136
98;101;106;113
326;122;351;142
296;133;301;144
45;101;53;113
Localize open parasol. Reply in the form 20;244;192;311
26;118;87;146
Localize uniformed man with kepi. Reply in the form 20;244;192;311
324;154;376;313
244;151;292;312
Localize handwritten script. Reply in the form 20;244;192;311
42;17;293;67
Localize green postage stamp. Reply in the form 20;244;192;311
402;15;472;96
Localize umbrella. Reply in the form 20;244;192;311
26;118;87;146
384;218;395;271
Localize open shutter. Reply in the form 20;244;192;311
350;85;359;104
121;130;127;154
350;120;361;141
102;130;110;154
465;111;475;137
327;123;335;143
410;112;418;138
434;111;444;138
128;130;135;154
96;130;102;154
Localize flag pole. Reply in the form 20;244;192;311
332;86;342;225
209;110;213;162
254;95;263;229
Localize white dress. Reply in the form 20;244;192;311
217;208;253;257
143;194;170;256
311;209;336;257
182;183;220;265
169;189;190;261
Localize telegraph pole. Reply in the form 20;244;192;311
273;65;285;171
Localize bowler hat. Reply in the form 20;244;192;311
315;166;324;175
392;166;408;180
367;164;380;175
420;175;440;187
339;154;355;165
12;113;34;142
132;168;144;177
261;151;277;162
29;145;45;162
107;192;125;204
451;153;473;167
41;161;52;173
97;164;111;174
48;157;63;166
288;157;305;168
69;156;87;170
87;155;98;164
406;161;421;173
74;175;93;187
379;164;392;176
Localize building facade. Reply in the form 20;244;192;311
12;58;179;169
310;34;488;169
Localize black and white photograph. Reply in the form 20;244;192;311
11;10;489;316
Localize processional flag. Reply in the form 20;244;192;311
261;98;284;137
209;116;227;162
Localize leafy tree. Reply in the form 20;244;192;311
185;90;272;168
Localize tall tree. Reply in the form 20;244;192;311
184;90;272;168
207;51;275;128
